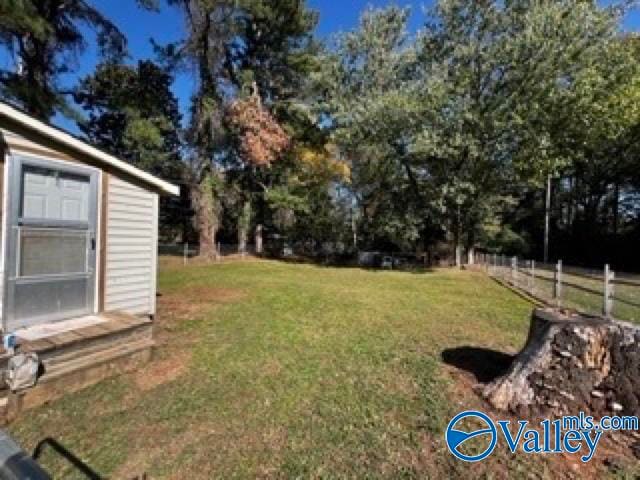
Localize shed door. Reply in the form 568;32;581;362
4;155;99;331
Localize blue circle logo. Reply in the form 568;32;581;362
445;410;497;462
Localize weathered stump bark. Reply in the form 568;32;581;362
483;308;640;417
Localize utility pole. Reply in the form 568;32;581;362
544;174;551;264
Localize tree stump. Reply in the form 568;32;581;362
483;308;640;417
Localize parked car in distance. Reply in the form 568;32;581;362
381;256;393;269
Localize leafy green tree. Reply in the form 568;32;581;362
517;33;640;263
0;0;141;119
318;7;436;251
74;59;187;240
75;60;182;176
414;0;631;256
317;0;636;262
228;0;319;110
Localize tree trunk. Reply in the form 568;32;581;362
191;174;219;259
238;198;251;254
613;181;620;236
483;308;640;417
544;174;551;264
452;205;462;267
255;224;263;255
351;207;358;250
567;176;574;229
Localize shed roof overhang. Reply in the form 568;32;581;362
0;101;180;196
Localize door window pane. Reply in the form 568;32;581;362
18;228;88;276
21;167;90;222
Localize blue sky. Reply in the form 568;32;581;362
1;1;639;131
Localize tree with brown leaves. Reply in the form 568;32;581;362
226;85;291;168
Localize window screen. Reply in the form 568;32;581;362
18;228;89;277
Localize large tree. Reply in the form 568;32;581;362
168;0;320;257
223;0;320;253
167;0;235;258
507;32;640;265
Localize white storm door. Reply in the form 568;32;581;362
3;155;99;330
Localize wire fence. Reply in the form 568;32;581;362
158;242;259;265
474;253;640;323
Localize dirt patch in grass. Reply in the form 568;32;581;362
134;351;190;392
155;286;247;349
111;422;219;479
158;286;247;322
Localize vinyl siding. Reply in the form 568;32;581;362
0;127;73;162
105;175;158;315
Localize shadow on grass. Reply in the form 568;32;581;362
441;346;514;383
160;253;439;274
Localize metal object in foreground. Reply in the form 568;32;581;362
0;430;50;479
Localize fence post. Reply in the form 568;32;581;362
530;260;535;292
554;260;563;306
603;264;615;319
183;242;188;266
511;256;517;284
217;242;221;261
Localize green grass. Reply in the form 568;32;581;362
8;261;564;478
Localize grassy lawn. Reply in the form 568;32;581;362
9;260;627;478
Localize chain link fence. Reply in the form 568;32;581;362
474;253;640;323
